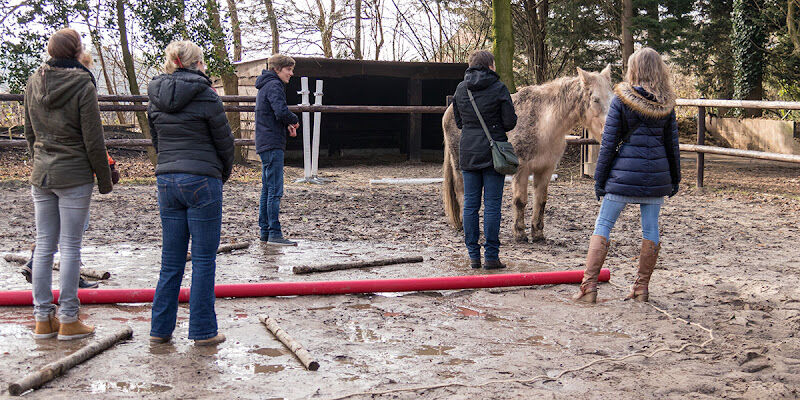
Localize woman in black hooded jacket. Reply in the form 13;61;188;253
147;40;234;346
451;50;518;269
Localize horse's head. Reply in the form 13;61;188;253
577;65;613;141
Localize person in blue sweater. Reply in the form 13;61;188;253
254;54;300;246
574;48;681;304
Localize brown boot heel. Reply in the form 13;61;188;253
573;291;597;304
58;320;95;341
33;314;60;339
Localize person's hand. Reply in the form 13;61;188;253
594;186;605;201
292;123;300;129
669;183;679;197
288;125;297;137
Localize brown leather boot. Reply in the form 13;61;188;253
58;320;95;341
33;313;60;339
573;235;609;303
626;239;661;302
195;333;226;346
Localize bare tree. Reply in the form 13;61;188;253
116;0;156;163
227;0;243;61
354;0;363;58
208;0;244;163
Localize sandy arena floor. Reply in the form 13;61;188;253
0;149;799;399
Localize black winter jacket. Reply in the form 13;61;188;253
594;83;681;198
147;69;234;182
452;67;517;171
254;70;299;154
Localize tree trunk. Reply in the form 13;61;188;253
354;0;363;59
314;0;334;58
492;0;515;92
263;0;280;53
790;0;800;55
207;0;244;163
621;0;634;73
530;0;547;84
116;0;157;165
226;0;242;62
82;7;127;125
732;0;765;117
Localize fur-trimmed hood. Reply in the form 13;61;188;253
614;82;675;119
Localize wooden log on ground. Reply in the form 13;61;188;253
7;326;133;396
4;254;27;264
3;255;111;280
292;256;424;275
258;315;319;371
186;242;250;262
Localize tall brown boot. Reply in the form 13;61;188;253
573;235;609;303
626;239;661;302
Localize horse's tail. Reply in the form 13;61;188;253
442;124;462;231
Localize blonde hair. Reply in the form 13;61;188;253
163;41;204;73
268;54;295;72
625;47;676;104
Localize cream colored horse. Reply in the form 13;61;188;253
442;66;613;242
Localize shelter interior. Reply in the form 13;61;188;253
226;57;467;161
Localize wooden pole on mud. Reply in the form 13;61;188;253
186;242;250;262
258;315;319;371
292;256;424;274
3;254;111;280
696;105;706;188
7;326;133;396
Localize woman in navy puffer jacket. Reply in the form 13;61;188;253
574;48;681;304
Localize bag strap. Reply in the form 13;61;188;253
615;112;643;153
466;89;494;147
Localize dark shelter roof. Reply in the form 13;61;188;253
236;57;468;80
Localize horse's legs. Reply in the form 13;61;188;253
530;165;555;242
511;162;531;242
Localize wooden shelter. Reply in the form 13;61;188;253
228;57;467;161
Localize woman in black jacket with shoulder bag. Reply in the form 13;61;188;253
147;41;234;346
451;50;518;269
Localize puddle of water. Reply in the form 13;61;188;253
90;380;172;394
414;345;455;356
0;323;31;337
148;343;178;355
251;347;288;357
349;326;382;343
253;364;285;374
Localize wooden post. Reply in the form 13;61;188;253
408;79;422;162
187;242;250;262
258;315;319;371
697;105;706;188
292;256;423;274
8;326;133;396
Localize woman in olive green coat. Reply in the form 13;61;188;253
24;28;112;340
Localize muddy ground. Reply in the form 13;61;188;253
1;148;799;399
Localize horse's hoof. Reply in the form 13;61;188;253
514;235;528;243
531;233;546;242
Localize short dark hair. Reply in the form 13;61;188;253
468;50;494;69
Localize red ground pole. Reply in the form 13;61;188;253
0;269;610;306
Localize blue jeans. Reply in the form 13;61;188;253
462;167;505;261
259;149;285;240
151;173;222;340
593;197;661;243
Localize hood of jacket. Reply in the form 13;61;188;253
614;82;675;118
463;66;500;91
255;69;282;89
148;69;212;113
27;63;94;109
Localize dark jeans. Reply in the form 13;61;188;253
151;173;222;340
462;167;505;261
258;149;284;240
